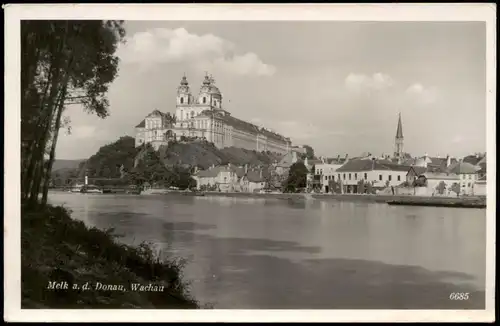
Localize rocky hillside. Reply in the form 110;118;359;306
54;137;285;181
52;159;87;172
156;141;283;170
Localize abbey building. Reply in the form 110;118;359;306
134;75;292;154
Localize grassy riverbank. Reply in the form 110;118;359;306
21;202;199;309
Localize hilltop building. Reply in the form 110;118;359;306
134;74;292;154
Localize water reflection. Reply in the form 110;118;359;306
48;192;486;309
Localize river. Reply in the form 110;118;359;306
48;191;486;309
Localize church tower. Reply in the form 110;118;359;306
394;112;404;162
176;75;192;106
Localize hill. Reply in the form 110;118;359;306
52;159;87;172
156;141;284;170
66;137;284;182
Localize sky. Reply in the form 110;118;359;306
55;20;487;160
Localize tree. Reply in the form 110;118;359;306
284;162;308;193
302;145;315;160
366;181;374;194
357;179;366;194
436;181;447;195
21;20;126;206
451;182;461;197
328;179;342;194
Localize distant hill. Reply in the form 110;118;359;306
52;159;87;172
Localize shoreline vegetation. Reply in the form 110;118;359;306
21;21;202;309
21;202;201;309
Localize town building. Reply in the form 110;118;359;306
447;161;480;196
411;172;461;197
134;74;292;154
335;157;411;193
309;155;348;193
193;163;267;193
473;175;487;197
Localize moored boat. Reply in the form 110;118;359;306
386;197;486;209
81;185;104;194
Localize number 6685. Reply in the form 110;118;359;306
449;292;469;300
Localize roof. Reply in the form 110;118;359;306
336;159;413;172
135;119;145;128
246;169;265;183
196;109;290;142
421;172;460;180
447;161;479;174
476;175;487;183
407;166;427;175
477;154;486;166
463;154;485;166
396;113;403;139
326;158;348;164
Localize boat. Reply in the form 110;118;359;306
386;198;486;209
69;183;84;193
81;185;103;194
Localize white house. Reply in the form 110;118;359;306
447;161;480;196
473;175;487;197
239;168;266;193
193;164;267;193
308;156;347;193
412;172;461;197
335;158;411;194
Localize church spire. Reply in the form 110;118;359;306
394;112;404;163
396;112;403;139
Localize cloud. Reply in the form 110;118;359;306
406;83;437;104
274;120;345;141
71;125;97;139
345;73;394;93
117;28;276;76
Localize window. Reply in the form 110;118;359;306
397;175;401;181
349;173;351;180
338;174;341;180
379;174;382;181
343;174;346;180
191;111;194;118
354;173;357;180
203;97;206;104
324;176;327;181
180;97;184;104
468;183;471;187
364;173;367;180
468;175;471;179
388;175;392;181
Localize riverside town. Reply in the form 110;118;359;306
17;17;489;315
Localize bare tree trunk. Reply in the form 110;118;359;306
23;22;70;204
41;84;68;205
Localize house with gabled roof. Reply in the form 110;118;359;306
335;157;413;193
447;161;480;196
473;175;486;197
307;155;348;193
193;163;268;193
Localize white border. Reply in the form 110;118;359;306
4;3;496;323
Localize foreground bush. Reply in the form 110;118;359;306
21;202;199;309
